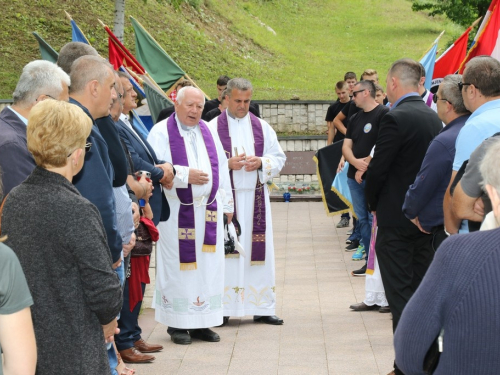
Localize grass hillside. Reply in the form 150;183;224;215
0;0;462;100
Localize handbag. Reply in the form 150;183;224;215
131;216;159;257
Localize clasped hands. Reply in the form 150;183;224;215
228;153;262;172
158;163;175;189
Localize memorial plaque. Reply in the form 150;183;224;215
280;151;317;175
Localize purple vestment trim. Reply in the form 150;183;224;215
217;111;266;264
366;214;377;275
167;114;219;269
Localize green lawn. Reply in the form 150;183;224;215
0;0;462;100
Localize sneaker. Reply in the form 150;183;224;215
345;240;360;251
351;263;367;276
352;245;365;261
336;217;349;228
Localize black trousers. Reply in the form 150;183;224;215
376;225;434;333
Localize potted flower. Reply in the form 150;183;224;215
297;188;303;194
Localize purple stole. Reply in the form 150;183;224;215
425;92;434;108
217;110;267;266
167;114;219;271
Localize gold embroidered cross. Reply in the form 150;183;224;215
178;228;195;240
205;210;217;222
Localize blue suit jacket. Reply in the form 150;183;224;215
0;107;36;197
70;98;123;263
116;119;170;225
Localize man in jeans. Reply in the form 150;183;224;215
342;80;389;269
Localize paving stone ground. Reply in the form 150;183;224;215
132;202;394;375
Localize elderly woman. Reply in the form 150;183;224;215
2;100;123;375
394;137;500;374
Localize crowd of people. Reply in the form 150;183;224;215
0;42;285;374
325;57;500;375
2;40;500;375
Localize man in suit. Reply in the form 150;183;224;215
0;60;69;197
116;72;175;226
365;59;442;375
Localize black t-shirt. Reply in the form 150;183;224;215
345;104;389;179
202;98;221;119
341;100;362;121
205;107;222;122
325;100;348;122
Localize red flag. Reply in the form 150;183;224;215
433;27;471;80
103;24;146;75
459;0;500;73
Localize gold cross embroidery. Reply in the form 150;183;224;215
178;228;195;240
205;210;217;222
252;233;266;242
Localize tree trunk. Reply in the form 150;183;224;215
114;0;125;42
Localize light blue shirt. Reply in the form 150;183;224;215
8;106;28;125
453;99;500;171
390;92;420;110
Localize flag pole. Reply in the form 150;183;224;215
419;30;445;60
98;19;170;97
64;10;73;21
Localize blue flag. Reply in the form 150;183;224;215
71;20;90;44
419;43;438;90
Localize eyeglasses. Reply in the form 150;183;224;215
432;94;451;104
36;94;55;102
67;142;92;157
352;89;366;97
118;93;123;99
458;82;479;91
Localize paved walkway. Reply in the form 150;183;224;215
133;202;394;374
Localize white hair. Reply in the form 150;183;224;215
176;86;205;105
13;60;70;106
480;137;500;194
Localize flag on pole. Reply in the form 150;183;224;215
313;141;352;216
431;26;474;89
129;16;185;91
99;19;146;75
459;0;500;73
32;32;59;63
130;16;207;97
142;80;173;129
419;31;444;90
64;11;90;44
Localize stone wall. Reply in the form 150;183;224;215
274;136;327;186
255;100;331;133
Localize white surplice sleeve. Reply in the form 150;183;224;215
258;120;286;184
147;121;189;189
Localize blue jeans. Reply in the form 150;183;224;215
347;178;372;260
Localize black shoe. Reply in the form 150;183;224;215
379;305;391;313
216;316;230;327
345;240;360;251
189;328;220;342
351;263;367;276
253;315;284;325
170;330;192;345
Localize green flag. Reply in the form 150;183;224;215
143;80;173;125
130;16;186;91
32;32;59;63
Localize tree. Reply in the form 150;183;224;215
411;0;491;28
114;0;125;41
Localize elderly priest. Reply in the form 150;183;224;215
147;87;233;345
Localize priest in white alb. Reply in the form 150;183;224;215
209;78;286;325
147;87;233;345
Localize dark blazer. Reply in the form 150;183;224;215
116;119;170;225
70;98;123;263
365;95;442;227
0;107;36;196
95;115;128;187
3;167;122;374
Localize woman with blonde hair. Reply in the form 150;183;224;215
2;100;123;374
